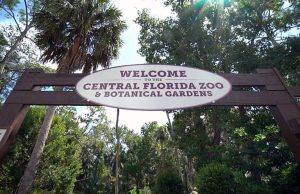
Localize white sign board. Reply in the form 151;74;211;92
0;129;6;142
76;64;232;110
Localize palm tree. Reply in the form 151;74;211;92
17;0;126;193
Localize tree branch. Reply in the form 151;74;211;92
2;6;22;34
25;35;37;44
24;0;29;27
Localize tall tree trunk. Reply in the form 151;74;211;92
166;111;183;181
212;114;221;145
184;155;194;193
16;106;56;194
17;35;82;194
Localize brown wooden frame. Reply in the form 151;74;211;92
1;68;300;163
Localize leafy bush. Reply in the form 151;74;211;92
269;164;300;194
153;169;185;194
196;163;238;194
233;171;272;194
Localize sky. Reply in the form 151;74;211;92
96;0;173;132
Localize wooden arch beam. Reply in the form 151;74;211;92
1;68;300;163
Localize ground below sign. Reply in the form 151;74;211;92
76;64;232;110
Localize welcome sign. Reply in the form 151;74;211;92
76;64;232;110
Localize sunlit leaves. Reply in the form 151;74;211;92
253;134;266;142
234;127;247;137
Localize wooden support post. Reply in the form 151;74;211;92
0;69;44;161
270;105;300;162
0;104;29;160
257;69;300;163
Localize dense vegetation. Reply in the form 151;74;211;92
1;0;300;193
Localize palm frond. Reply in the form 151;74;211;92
34;0;126;73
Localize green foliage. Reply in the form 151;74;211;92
0;107;45;193
34;0;127;73
0;107;83;193
0;0;20;10
153;168;185;194
233;170;272;194
196;163;238;194
0;24;48;102
34;109;83;193
269;164;300;194
0;0;45;97
225;108;295;181
123;122;160;191
75;107;113;193
1;0;300;193
0;0;43;24
234;127;248;137
136;1;300;193
173;108;232;168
